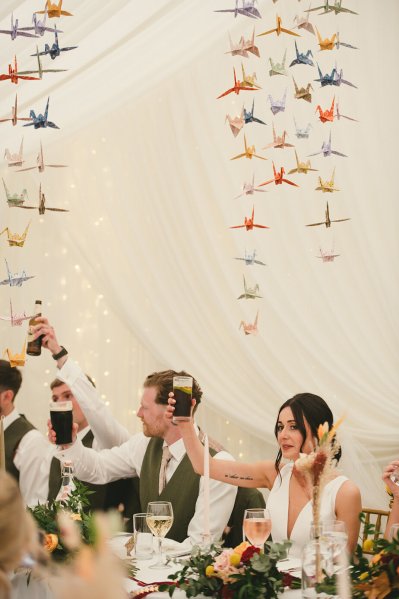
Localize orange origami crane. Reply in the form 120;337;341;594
258;162;299;188
0;222;31;247
258;15;300;38
288;151;317;175
230;135;266;161
230;206;270;231
3;342;26;367
217;67;258;99
315;27;336;51
35;1;73;18
306;202;349;228
0;94;32;126
239;311;259;335
315;168;339;192
315;97;335;122
0;56;40;84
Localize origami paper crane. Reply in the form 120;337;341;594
0;95;32;127
23;97;59;129
267;89;287;115
217;68;258;99
243;99;266;124
289;41;314;66
0;222;31;247
306;202;350;228
315;168;339;192
229;206;270;230
317;248;340;262
335;31;358;50
315;64;357;88
35;1;73;19
0;56;40;84
235;174;267;198
258;162;299;188
293;78;313;102
335;101;358;122
2;179;28;207
241;63;261;88
234;249;266;266
33;24;78;60
258;15;300;37
17;142;67;173
315;27;336;50
308;131;347;158
269;50;288;77
288;150;317;174
315;96;335;122
17;184;69;215
230;135;266;160
4;138;24;167
0;259;34;287
226;29;260;58
263;124;294;150
237;275;262;299
215;0;262;19
225;109;245;137
3;342;27;368
0;13;38;40
294;119;312;139
239;311;259;335
21;9;60;36
0;300;34;327
293;9;315;35
306;0;357;15
20;46;67;79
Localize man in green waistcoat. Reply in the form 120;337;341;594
0;359;53;506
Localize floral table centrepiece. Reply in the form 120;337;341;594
28;480;98;562
158;540;300;598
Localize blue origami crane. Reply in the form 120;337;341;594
20;10;60;36
215;0;261;19
23;97;59;129
289;41;314;67
243;99;266;125
32;24;77;60
0;13;38;40
308;132;347;158
314;64;357;88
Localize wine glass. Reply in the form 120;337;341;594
242;508;271;550
146;501;174;569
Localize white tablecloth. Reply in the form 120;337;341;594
109;535;302;598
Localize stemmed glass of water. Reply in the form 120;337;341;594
146;501;174;569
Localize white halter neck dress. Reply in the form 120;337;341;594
267;462;348;559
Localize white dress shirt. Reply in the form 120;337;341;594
4;409;55;507
57;427;237;545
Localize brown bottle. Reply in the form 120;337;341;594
27;300;43;356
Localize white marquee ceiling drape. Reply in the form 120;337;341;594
1;0;398;508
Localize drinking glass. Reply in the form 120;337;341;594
242;508;271;550
133;513;154;560
172;376;193;422
146;501;174;569
49;400;73;444
322;520;348;568
390;467;399;486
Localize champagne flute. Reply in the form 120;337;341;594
243;508;271;550
146;501;174;569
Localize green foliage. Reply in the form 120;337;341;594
159;541;299;598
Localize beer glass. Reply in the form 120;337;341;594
50;400;73;444
172;376;193;423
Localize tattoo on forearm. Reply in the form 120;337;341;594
225;474;254;481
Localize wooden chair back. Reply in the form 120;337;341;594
362;507;390;554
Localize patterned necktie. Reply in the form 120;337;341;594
158;445;173;495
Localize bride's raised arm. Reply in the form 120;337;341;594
166;395;276;490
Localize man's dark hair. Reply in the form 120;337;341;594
0;359;22;399
144;370;202;409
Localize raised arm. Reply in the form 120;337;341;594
382;460;399;539
167;396;276;490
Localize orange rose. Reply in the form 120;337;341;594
44;533;58;553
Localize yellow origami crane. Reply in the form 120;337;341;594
231;135;266;161
0;222;31;247
288;151;318;175
3;342;26;367
316;27;337;51
315;168;339;193
35;0;73;18
258;15;300;38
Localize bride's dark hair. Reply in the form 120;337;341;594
274;392;341;474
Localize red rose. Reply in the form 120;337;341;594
241;546;261;563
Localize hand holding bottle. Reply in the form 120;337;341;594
30;316;68;365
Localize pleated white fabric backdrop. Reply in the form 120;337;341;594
0;0;398;508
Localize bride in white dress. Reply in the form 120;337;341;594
167;392;362;557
